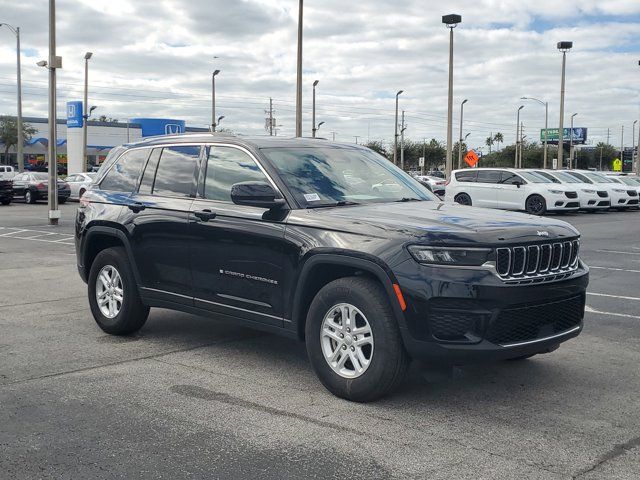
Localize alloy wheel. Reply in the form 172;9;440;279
95;265;124;319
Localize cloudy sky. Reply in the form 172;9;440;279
1;0;639;151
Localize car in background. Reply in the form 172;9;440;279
415;175;445;196
565;170;638;211
446;168;580;215
604;174;640;209
428;170;445;179
11;172;71;204
65;172;96;200
0;165;17;181
530;169;610;211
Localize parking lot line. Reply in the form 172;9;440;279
0;229;28;237
586;305;640;320
589;265;640;274
588;292;640;302
595;249;640;256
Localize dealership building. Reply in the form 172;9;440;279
0;102;208;173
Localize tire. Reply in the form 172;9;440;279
305;276;410;402
1;199;10;206
88;246;149;335
25;190;35;204
58;197;67;204
525;194;546;215
454;193;472;206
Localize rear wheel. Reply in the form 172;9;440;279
525;194;546;215
305;276;410;402
25;190;35;204
58;197;67;204
88;247;149;335
1;199;10;205
454;193;472;206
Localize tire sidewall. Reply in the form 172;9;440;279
526;194;546;215
306;279;401;401
25;190;33;204
455;193;472;206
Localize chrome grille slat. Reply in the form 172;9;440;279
494;239;580;282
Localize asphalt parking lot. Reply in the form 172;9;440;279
1;202;639;479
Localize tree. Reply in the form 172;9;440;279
363;140;389;159
97;115;118;123
594;142;617;170
485;136;494;154
453;141;468;167
492;132;504;152
0;116;37;165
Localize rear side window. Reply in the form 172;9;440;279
100;148;150;192
203;146;269;202
455;170;477;182
151;146;200;198
477;170;501;184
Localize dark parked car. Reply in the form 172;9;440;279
75;135;589;401
0;179;13;205
11;172;70;204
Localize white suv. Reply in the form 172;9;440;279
0;165;16;181
531;169;610;211
565;170;638;210
446;168;580;215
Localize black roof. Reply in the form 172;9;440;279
125;133;365;151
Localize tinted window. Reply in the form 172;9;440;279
100;149;149;192
500;172;523;184
204;147;269;202
152;146;200;197
476;170;501;184
138;148;162;195
455;170;477;182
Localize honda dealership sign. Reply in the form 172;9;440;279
66;101;83;128
540;128;587;145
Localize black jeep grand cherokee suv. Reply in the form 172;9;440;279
75;134;588;401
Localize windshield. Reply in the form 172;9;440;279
583;172;613;183
262;146;434;206
554;171;582;183
617;177;639;186
32;173;48;180
519;171;551;183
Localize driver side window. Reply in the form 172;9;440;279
500;172;524;185
203;146;269;202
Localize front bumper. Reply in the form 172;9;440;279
545;193;580;211
394;261;589;364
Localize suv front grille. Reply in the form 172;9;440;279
597;191;608;198
495;240;579;283
565;191;578;199
485;295;584;345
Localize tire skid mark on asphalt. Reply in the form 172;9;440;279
585;305;640;320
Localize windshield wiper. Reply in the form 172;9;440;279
395;197;422;202
306;200;360;209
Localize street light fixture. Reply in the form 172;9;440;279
82;51;93;172
569;113;578;169
515;105;524;168
521;96;549;168
217;115;225;128
0;23;23;172
317;121;325;134
458;99;468;169
211;69;220;132
393;90;403;166
557;41;573;169
443;13;462;180
312;80;319;138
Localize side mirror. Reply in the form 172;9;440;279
513;180;523;188
231;181;286;209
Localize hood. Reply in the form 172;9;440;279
291;200;579;246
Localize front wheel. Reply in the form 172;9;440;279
525;194;547;215
305;277;410;402
25;190;35;204
454;193;472;206
88;247;149;335
58;197;67;204
1;199;10;205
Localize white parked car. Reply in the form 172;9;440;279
565;170;638;210
530;169;610;211
64;172;96;200
415;175;446;196
0;165;16;180
445;168;580;215
604;174;640;209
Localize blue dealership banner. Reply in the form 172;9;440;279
67;101;84;128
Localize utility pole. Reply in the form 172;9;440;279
442;14;462;179
0;24;23;171
354;136;360;145
569;113;577;169
519;121;524;168
393;90;403;166
599;145;603;171
632;120;638;173
557;41;573;169
458;99;468;169
331;131;336;141
47;0;60;225
211;69;220;131
295;0;303;137
312;80;319;138
82;52;92;172
606;128;610;145
269;98;274;136
400;110;406;171
515;105;523;168
620;125;624;167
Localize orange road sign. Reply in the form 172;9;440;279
464;150;479;167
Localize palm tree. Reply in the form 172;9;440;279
493;132;504;151
485;136;494;154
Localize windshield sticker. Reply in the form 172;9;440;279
304;193;321;202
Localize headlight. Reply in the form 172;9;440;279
408;246;492;266
581;189;596;194
548;189;564;194
613;188;626;193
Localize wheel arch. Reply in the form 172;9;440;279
291;253;406;341
82;226;141;285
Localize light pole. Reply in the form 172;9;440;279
633;120;638;174
312;80;319;138
442;13;462;180
393;90;403;165
620;125;624;169
211;69;220;131
521;96;548;168
515;105;524;168
569;113;577;169
457;99;468;169
400;110;406;170
0;23;23;172
557;41;573;169
295;0;303;137
82;51;92;172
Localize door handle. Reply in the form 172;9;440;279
194;209;216;222
128;202;146;213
